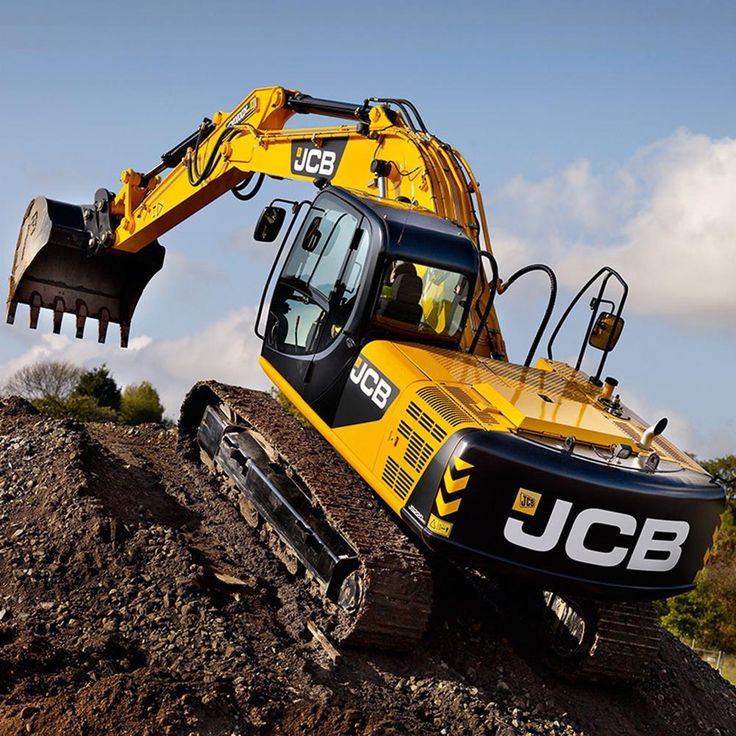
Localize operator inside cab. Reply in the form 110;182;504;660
374;259;469;340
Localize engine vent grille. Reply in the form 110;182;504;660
613;421;639;442
404;432;434;473
407;401;448;442
442;385;498;427
415;386;474;428
382;456;413;500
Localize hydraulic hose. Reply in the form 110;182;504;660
468;251;499;355
497;264;557;367
231;172;265;201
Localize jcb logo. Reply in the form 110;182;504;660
503;498;690;573
512;488;541;516
293;147;337;176
290;139;347;178
350;358;393;410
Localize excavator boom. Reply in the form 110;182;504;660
6;86;501;351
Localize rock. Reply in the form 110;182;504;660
20;706;39;720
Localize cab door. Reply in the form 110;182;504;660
262;192;374;424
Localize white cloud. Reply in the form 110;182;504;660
0;307;270;418
490;129;736;330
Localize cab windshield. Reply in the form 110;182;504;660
372;259;470;340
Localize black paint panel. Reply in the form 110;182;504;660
403;430;725;600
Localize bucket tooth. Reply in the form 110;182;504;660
52;297;65;334
6;300;17;325
29;293;42;329
120;321;130;349
75;300;88;339
98;308;110;344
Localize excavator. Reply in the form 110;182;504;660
5;85;726;681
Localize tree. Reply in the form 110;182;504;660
119;382;164;425
2;361;82;402
701;455;736;501
73;365;121;411
659;454;736;652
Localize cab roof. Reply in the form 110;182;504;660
328;186;480;277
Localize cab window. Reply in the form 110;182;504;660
267;199;369;355
373;259;469;340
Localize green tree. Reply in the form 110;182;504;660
660;454;736;652
701;455;736;499
119;382;165;425
73;365;121;411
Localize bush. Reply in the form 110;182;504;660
119;382;164;425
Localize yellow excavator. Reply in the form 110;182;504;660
6;86;725;681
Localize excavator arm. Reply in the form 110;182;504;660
6;85;502;352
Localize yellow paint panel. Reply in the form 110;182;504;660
472;380;633;447
453;457;474;472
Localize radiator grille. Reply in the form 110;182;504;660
442;385;499;427
382;456;413;500
407;401;448;442
404;432;434;473
415;386;474;428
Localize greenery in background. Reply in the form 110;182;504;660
120;381;165;424
658;455;736;666
73;365;122;412
1;360;166;426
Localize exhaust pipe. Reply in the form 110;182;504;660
6;196;165;347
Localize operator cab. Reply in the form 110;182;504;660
257;187;479;424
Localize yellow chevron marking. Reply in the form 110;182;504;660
435;492;462;516
434;454;474;517
443;466;470;494
453;456;474;473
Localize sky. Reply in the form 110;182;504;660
0;0;734;458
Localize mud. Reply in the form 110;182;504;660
1;396;734;735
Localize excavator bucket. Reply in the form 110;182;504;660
6;197;165;347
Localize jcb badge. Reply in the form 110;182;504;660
332;355;398;428
291;139;347;178
350;357;394;409
512;488;541;516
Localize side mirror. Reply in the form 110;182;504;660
589;312;624;351
254;206;287;242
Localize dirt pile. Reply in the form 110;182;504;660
1;396;734;736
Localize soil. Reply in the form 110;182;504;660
1;395;734;736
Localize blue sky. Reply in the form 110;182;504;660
1;0;734;458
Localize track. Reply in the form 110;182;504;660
177;382;662;679
179;381;433;651
540;594;663;683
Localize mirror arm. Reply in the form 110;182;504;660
591;275;628;384
254;200;312;339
